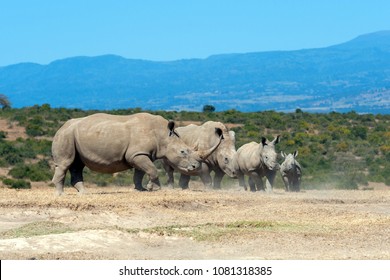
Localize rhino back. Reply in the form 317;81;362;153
236;142;261;172
73;113;168;166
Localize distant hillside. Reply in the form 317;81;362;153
1;31;390;113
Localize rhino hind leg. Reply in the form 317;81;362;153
69;155;86;194
52;165;68;196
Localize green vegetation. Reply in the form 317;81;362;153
0;221;72;239
0;105;389;190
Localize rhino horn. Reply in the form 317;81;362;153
197;128;224;160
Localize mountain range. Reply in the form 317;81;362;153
1;31;390;113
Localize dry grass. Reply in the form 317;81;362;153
0;184;389;259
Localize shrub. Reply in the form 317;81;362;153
9;160;52;181
2;178;31;189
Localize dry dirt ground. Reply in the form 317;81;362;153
0;182;389;260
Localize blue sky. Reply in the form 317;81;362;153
1;0;390;66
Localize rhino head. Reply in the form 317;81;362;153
215;130;237;177
164;121;223;173
260;135;280;171
281;150;298;172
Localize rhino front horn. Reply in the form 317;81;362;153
197;127;224;160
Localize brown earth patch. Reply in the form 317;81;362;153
0;118;28;140
0;183;389;260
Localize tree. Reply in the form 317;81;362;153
0;94;11;109
202;104;215;113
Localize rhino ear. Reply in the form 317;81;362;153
215;127;224;139
261;137;267;146
293;150;298;157
273;135;281;145
168;121;180;137
229;130;236;141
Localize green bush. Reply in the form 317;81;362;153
9;160;52;182
2;178;31;189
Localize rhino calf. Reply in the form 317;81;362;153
280;151;302;192
163;121;237;189
51;113;223;195
234;135;280;192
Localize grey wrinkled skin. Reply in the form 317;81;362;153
234;135;280;192
51;113;222;195
280;151;302;192
163;121;237;189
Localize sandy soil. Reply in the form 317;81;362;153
0;182;389;260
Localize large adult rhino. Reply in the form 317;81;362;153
163;121;237;189
280;151;302;192
51;113;223;195
234;135;280;192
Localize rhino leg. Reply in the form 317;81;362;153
291;177;301;192
52;156;75;196
163;164;175;188
69;154;86;194
179;174;190;189
132;155;160;191
248;176;256;192
133;169;149;191
265;171;276;193
199;165;213;189
238;173;247;191
52;165;68;196
249;173;263;192
282;175;290;192
212;169;224;190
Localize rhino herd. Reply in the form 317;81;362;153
51;113;302;195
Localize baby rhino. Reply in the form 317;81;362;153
280;151;302;192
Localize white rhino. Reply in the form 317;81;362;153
280;151;302;192
51;113;223;195
234;135;280;192
163;121;237;189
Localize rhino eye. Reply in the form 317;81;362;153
224;157;229;164
180;150;187;156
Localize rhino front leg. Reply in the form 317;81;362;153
282;175;290;192
132;155;160;191
212;169;224;190
238;173;247;191
265;171;276;193
162;160;175;188
133;169;148;191
179;174;191;189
